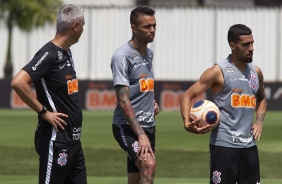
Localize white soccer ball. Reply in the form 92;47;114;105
189;100;220;129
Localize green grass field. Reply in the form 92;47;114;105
0;109;281;184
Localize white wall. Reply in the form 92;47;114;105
0;6;281;81
62;0;135;7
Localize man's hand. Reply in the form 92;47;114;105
252;121;263;141
154;100;160;116
184;119;212;134
42;111;68;132
137;134;155;161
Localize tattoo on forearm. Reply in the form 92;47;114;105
128;117;145;136
136;126;145;136
116;86;145;136
256;113;265;123
120;98;129;105
116;87;131;105
117;87;130;101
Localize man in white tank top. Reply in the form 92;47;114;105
180;24;267;184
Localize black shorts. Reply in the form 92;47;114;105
209;145;260;184
112;124;156;173
35;138;87;184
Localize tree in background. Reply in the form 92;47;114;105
0;0;63;79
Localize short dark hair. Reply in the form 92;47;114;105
227;24;252;44
130;6;155;26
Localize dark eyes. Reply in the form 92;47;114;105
144;25;156;29
242;42;254;46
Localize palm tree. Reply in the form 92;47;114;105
0;0;63;79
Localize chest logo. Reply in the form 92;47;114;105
225;66;234;73
139;73;148;78
67;78;78;94
249;74;257;89
59;60;72;70
231;93;256;109
139;78;154;92
67;60;71;67
58;51;63;60
59;64;66;70
131;53;139;60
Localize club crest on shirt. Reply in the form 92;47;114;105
58;51;63;60
212;171;221;184
58;152;68;166
67;60;72;67
249;73;257;89
132;141;139;153
131;53;139;60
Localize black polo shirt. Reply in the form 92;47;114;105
23;41;82;143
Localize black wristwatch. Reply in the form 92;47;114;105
38;105;48;116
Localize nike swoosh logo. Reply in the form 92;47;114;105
59;64;66;70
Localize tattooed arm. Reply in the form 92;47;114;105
115;85;155;160
115;85;145;136
253;66;267;141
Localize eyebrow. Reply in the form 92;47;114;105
242;41;254;44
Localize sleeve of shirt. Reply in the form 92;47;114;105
111;51;129;87
22;50;54;82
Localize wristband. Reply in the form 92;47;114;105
38;105;47;116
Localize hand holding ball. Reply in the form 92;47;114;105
189;100;220;129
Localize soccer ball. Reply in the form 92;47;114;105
189;100;220;129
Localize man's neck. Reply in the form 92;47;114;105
51;34;72;51
230;55;247;71
129;38;147;55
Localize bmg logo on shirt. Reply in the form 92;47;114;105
139;78;154;92
67;78;78;94
231;93;256;109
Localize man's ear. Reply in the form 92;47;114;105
131;24;137;34
72;21;79;31
229;42;235;50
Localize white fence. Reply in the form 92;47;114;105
0;6;281;81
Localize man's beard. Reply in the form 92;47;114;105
244;57;253;63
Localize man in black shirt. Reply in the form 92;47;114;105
11;4;87;184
